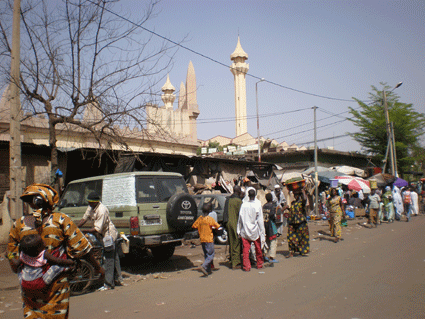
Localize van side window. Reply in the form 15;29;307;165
136;178;158;203
60;180;102;207
157;177;187;202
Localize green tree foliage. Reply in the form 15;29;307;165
349;83;425;176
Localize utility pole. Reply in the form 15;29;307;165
313;106;318;216
391;122;398;177
9;0;22;219
255;78;264;162
383;82;402;176
383;89;394;175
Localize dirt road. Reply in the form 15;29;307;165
1;216;424;318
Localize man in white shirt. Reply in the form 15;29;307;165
237;188;265;272
77;192;123;290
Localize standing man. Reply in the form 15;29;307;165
237;188;265;272
77;192;123;291
402;187;412;222
223;186;243;270
367;188;381;228
272;184;288;236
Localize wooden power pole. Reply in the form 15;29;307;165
9;0;22;219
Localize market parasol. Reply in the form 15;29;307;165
393;177;408;188
335;176;371;193
367;173;396;188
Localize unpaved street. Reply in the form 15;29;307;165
1;216;424;318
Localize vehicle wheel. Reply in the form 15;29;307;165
69;260;95;296
166;193;197;231
150;244;176;262
215;227;228;245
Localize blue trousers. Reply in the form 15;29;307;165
201;242;215;272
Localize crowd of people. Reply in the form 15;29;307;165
5;180;424;317
194;179;424;275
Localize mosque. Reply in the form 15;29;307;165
0;37;305;195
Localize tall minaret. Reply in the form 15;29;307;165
230;36;249;137
185;61;199;141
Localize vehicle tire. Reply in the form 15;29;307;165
215;227;228;245
166;193;197;231
69;260;95;296
150;244;176;261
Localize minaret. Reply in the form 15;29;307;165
161;74;176;109
230;36;249;137
185;61;199;141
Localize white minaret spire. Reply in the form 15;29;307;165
230;36;249;137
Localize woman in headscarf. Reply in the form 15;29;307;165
326;188;344;243
6;184;104;319
392;186;404;221
284;187;310;257
383;186;395;222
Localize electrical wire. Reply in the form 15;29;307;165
86;0;368;104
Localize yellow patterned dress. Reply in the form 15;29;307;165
7;212;92;319
327;195;343;239
287;200;310;255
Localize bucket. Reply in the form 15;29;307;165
370;180;377;189
330;179;338;188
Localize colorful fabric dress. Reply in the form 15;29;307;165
287;200;310;255
327;196;342;239
7;213;92;319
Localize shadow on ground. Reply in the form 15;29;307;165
120;250;196;276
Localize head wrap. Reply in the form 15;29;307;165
274;184;281;189
20;184;59;223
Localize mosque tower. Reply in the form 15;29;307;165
161;74;176;109
230;37;249;137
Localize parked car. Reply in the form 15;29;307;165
57;172;198;261
193;193;231;244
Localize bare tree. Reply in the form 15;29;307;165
0;0;180;184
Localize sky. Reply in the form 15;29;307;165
114;0;423;153
3;0;423;153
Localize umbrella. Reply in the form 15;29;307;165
393;177;408;188
335;176;371;193
313;171;347;184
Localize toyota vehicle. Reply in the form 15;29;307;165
57;172;198;261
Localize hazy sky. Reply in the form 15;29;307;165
9;0;420;153
117;0;423;152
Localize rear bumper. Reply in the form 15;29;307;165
129;230;198;247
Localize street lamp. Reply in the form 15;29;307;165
383;82;402;176
256;78;265;162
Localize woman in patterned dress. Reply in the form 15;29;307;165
6;184;104;319
326;188;344;243
284;188;310;257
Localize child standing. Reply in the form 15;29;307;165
192;203;221;276
10;234;76;292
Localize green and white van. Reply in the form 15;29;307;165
57;172;198;260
